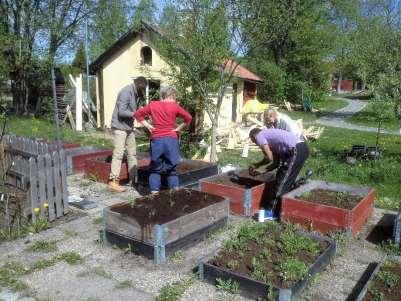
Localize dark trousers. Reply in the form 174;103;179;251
265;141;309;212
149;137;180;191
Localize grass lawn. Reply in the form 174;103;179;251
347;102;400;132
219;126;401;212
6;116;150;150
286;96;348;123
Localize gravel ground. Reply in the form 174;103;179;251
0;173;397;301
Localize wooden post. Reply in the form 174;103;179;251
76;74;83;131
95;75;101;127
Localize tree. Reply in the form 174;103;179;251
90;0;130;58
132;0;156;29
244;0;333;103
155;0;263;162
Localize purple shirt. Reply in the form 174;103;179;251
255;129;298;155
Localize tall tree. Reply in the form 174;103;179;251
155;0;263;162
90;0;130;58
132;0;156;29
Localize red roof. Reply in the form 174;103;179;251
223;59;263;83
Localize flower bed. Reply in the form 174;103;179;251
103;189;229;264
199;169;275;216
281;180;375;235
136;159;218;188
84;154;150;184
199;222;336;300
349;258;401;301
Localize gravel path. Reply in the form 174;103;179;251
316;98;398;134
0;174;398;301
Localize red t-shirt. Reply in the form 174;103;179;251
134;100;192;139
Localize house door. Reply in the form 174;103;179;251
232;83;238;122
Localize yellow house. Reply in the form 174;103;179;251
89;22;263;128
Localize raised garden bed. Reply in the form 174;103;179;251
281;180;375;235
199;169;275;216
349;258;401;301
136;159;218;188
84;154;150;184
65;147;112;174
199;222;336;300
103;189;229;264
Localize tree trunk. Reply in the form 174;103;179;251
210;120;217;163
336;73;342;94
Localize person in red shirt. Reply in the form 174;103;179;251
134;86;192;192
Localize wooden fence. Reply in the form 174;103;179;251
4;135;69;222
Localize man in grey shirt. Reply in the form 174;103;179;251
108;77;147;192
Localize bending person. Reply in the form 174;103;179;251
248;128;309;221
134;86;192;193
264;108;304;141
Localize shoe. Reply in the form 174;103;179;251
258;209;278;222
108;180;126;193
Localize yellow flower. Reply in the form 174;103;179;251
43;202;49;208
34;207;40;214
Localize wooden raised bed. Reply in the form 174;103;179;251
84;154;150;184
65;147;112;174
136;159;218;188
103;189;229;264
199;223;336;300
348;258;401;301
199;169;275;216
281;180;375;235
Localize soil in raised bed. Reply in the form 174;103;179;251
296;189;362;210
210;169;274;189
364;260;401;301
110;189;224;226
209;222;328;288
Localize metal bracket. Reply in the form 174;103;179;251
154;224;166;264
198;262;204;280
243;189;251;217
394;213;401;246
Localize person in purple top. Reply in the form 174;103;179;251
248;128;309;221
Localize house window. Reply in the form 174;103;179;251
141;46;152;66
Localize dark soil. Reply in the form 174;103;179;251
209;223;329;289
211;169;274;189
364;261;401;301
176;160;212;173
104;153;148;164
110;189;224;226
296;189;362;210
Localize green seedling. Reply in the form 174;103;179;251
32;259;56;270
92;217;103;225
216;278;240;295
0;261;29;291
156;277;194;301
25;240;58;253
171;251;184;262
378;270;399;289
55;252;83;265
279;258;307;283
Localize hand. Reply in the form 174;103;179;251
173;127;180;132
248;166;261;177
146;125;155;132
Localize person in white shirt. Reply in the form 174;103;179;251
263;108;304;141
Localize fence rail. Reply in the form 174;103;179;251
4;135;69;221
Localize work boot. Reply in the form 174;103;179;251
108;180;126;193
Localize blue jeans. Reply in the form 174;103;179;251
149;137;180;191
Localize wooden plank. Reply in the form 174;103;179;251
163;199;229;244
52;151;63;217
29;157;39;221
59;149;69;214
44;153;56;221
103;207;154;244
37;155;47;218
